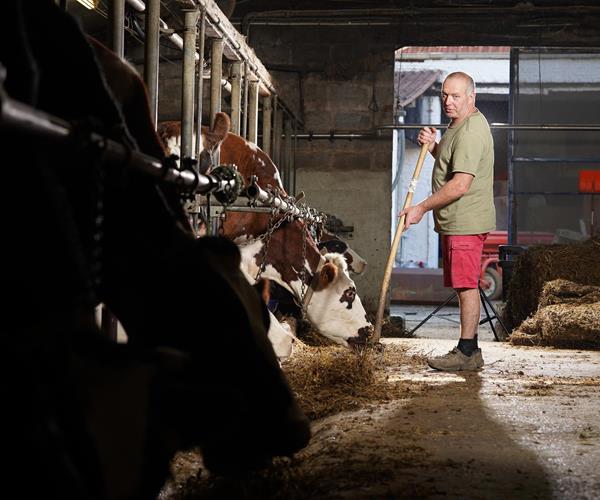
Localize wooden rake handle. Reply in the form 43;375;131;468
373;143;429;342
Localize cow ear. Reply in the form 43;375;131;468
212;112;231;140
319;262;338;287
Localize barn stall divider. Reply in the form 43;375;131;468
0;68;325;228
67;0;322;336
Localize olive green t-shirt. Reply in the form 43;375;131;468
432;110;496;235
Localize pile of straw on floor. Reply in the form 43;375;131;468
282;342;426;420
510;279;600;349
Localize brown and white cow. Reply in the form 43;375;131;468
3;10;310;498
158;121;373;347
158;120;367;276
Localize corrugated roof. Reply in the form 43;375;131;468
395;70;442;107
397;46;511;55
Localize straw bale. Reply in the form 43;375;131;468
510;292;600;349
537;279;600;307
505;236;600;329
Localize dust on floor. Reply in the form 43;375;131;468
160;338;600;500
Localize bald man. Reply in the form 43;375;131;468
400;71;495;371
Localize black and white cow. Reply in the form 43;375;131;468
0;2;309;498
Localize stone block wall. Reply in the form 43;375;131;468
249;26;397;311
129;24;396;311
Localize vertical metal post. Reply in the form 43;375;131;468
144;0;160;126
274;106;283;169
284;117;292;193
210;38;223;164
210;39;224;126
262;95;272;155
272;96;279;164
108;0;125;58
230;61;242;134
104;0;125;342
508;48;518;245
181;9;199;161
247;80;259;144
195;10;206;158
241;64;249;139
292;119;298;196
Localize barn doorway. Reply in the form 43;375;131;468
390;46;600;340
389;46;510;340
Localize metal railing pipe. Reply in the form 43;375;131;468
245;177;324;224
0;84;237;197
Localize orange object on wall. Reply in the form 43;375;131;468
579;170;600;193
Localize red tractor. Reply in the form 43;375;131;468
479;231;555;300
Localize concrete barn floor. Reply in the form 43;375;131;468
373;338;600;499
390;300;505;341
163;329;600;500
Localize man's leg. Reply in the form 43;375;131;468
455;287;480;357
457;287;480;339
427;235;486;371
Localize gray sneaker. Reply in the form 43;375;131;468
427;347;484;371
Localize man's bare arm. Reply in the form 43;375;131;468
399;172;474;231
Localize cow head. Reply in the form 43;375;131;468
158;113;230;174
317;232;367;275
305;252;373;346
237;221;373;347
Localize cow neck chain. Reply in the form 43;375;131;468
298;221;310;320
238;194;324;315
254;207;290;281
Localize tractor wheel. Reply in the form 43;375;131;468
483;267;502;301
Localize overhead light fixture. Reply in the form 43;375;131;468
75;0;99;9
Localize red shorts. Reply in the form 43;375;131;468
441;234;488;289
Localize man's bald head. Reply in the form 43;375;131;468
441;71;477;124
445;72;476;97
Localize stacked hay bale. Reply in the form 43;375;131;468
510;279;600;348
505;236;600;348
